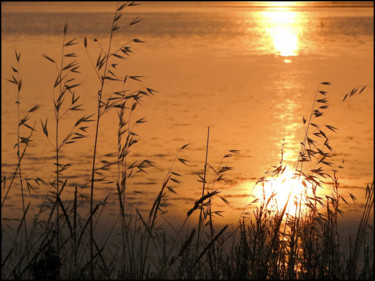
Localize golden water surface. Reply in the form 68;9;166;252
2;2;373;237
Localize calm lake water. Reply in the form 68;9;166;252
1;1;373;241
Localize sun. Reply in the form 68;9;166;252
256;165;312;216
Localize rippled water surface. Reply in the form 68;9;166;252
2;2;373;235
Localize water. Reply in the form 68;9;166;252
1;1;373;240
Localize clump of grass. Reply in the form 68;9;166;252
82;1;156;277
41;23;91;277
229;82;374;280
1;1;373;280
2;50;42;279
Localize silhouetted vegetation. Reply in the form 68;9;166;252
1;1;373;280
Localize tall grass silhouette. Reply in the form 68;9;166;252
1;1;373;279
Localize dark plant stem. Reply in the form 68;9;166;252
55;30;67;272
295;83;321;172
89;3;119;277
15;57;30;266
196;127;210;257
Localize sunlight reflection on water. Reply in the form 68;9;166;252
260;9;304;58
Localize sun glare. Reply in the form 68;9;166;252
271;27;299;57
259;8;304;60
256;166;312;216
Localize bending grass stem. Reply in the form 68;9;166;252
89;2;119;277
196;126;210;256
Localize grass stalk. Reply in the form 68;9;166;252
14;55;29;264
196;127;210;255
88;3;120;277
